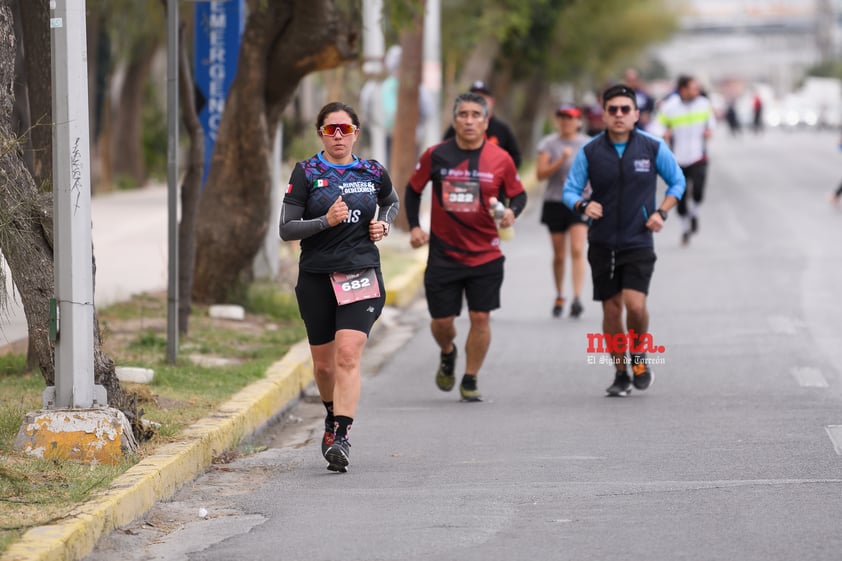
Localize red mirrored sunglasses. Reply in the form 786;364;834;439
319;123;358;136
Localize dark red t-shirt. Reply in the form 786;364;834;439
407;139;524;268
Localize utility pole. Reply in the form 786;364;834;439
47;0;103;410
422;0;442;149
166;0;179;363
362;0;386;164
14;0;136;465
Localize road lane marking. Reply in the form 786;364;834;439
791;366;828;388
825;426;842;455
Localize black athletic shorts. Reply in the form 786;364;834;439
540;201;589;233
424;257;504;318
295;268;385;345
588;245;656;301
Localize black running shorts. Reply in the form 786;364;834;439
540;201;589;233
588;245;656;301
424;257;504;318
295;268;386;345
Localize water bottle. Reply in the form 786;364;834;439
489;197;515;241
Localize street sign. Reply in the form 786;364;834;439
194;0;246;185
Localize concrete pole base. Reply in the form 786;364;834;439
13;407;139;464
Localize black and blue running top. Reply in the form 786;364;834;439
280;151;398;274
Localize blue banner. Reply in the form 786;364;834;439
194;0;246;185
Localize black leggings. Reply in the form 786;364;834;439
676;161;708;216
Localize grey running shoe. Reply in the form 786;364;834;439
606;371;632;397
435;348;457;391
570;298;584;318
632;362;653;391
321;429;334;459
325;437;350;473
459;384;483;402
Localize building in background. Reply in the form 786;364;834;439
651;0;842;128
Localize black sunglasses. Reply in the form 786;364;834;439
606;105;633;116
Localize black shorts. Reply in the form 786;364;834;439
295;268;385;345
540;201;589;233
424;257;504;318
588;245;656;301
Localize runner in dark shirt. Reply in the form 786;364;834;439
280;101;399;473
405;92;526;402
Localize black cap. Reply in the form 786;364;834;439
602;84;637;107
469;80;492;96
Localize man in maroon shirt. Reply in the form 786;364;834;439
404;92;527;402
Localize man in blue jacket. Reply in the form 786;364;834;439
563;84;685;397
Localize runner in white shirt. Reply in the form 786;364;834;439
657;75;715;246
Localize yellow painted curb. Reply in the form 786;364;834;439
385;246;428;308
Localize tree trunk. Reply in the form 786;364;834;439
86;8;110;193
390;10;424;232
451;34;501;108
176;18;204;334
1;0;53;379
109;50;155;187
511;71;550;164
16;0;51;372
11;0;31;172
193;0;359;304
16;0;50;188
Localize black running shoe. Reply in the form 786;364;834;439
552;297;564;318
681;232;691;246
435;348;457;391
325;437;350;473
570;298;584;318
632;362;653;390
606;371;632;397
691;216;698;234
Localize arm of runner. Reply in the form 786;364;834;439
655;139;686;202
280;196;349;241
535;149;567;181
561;150;589;211
371;188;400;240
377;175;400;226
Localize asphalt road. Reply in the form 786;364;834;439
85;126;842;561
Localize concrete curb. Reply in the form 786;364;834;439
1;255;427;561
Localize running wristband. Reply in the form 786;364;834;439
656;209;668;221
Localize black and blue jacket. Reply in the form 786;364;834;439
562;128;685;251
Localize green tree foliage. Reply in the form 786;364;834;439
440;0;678;88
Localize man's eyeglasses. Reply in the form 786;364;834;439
319;123;358;136
606;105;633;116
